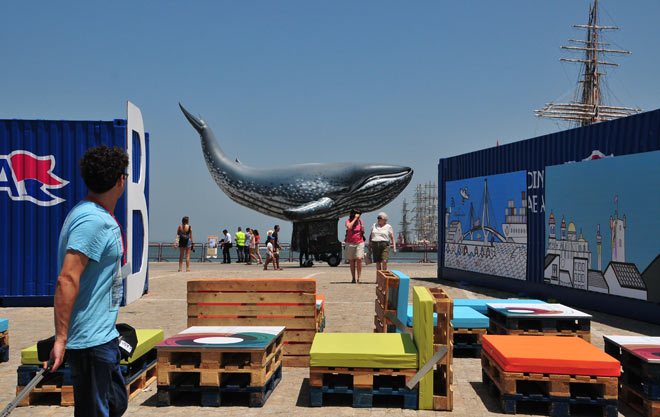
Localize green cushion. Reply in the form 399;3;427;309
310;333;418;368
21;329;164;365
413;286;434;410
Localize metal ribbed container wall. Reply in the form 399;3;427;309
0;102;150;307
438;109;660;324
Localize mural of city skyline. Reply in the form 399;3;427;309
545;150;660;302
444;170;527;280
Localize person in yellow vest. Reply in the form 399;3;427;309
235;227;246;262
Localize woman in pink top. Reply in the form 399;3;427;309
345;208;365;283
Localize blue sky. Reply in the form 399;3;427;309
545;151;660;272
2;1;659;242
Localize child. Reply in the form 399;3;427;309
263;234;275;270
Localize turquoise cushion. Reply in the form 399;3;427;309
0;319;7;333
406;306;489;328
454;299;546;315
406;305;436;327
452;306;489;328
391;271;410;333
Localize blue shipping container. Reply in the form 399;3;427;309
0;101;149;306
438;109;660;323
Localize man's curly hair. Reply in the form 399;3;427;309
79;145;129;194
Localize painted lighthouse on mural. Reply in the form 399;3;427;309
544;150;660;303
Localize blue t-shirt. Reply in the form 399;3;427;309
57;200;123;349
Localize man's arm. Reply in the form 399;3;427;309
48;250;87;371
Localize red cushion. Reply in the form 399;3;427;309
482;335;620;377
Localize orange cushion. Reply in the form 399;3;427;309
482;335;620;377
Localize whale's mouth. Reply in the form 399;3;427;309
354;168;413;193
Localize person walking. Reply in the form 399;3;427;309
369;211;396;271
222;229;232;263
263;233;276;270
235;227;246;263
252;229;263;264
345;208;366;283
243;227;252;265
48;145;129;417
272;224;283;270
176;216;194;272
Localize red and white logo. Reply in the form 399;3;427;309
0;150;69;206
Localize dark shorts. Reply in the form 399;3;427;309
371;241;390;262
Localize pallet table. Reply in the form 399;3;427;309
0;318;8;363
454;298;547;315
309;333;418;409
15;329;163;406
187;278;319;367
156;326;284;407
481;335;620;416
604;335;660;417
487;303;591;342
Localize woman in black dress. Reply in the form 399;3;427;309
177;216;194;272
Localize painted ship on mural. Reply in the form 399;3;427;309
444;174;528;281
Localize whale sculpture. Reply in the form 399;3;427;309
179;104;413;221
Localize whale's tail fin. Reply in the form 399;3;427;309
179;103;206;133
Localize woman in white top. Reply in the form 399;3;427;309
369;212;396;271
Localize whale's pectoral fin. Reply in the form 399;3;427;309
284;197;335;220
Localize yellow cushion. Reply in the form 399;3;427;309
413;286;434;410
21;329;164;365
310;333;418;368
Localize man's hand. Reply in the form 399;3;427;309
47;339;67;372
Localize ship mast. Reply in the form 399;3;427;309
535;0;641;126
411;182;438;244
399;198;411;245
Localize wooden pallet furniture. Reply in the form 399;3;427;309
309;332;419;409
156;326;284;407
374;270;400;333
604;335;660;416
0;318;8;363
481;335;620;416
414;286;453;411
15;360;157;406
487;303;591;342
187;278;319;367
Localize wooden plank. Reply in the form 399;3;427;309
188;279;317;293
283;355;310;367
188;292;316;304
283;343;312;355
187;316;317;329
188;304;314;317
283;330;316;343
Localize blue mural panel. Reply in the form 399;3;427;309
444;171;527;280
545;151;660;302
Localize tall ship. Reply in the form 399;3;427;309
535;0;641;126
399;182;438;251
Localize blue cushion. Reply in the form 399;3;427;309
406;306;489;328
0;319;8;333
452;306;489;328
454;299;546;315
390;271;410;333
407;305;436;327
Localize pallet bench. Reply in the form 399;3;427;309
187;278;320;367
481;335;620;416
15;359;157;406
487;303;591;342
604;335;660;416
0;319;8;363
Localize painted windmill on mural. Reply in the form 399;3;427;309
535;0;642;126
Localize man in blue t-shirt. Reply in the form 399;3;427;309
47;145;129;417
